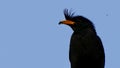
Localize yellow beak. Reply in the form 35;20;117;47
59;20;75;25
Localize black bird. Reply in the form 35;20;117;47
59;9;105;68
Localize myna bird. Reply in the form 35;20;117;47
59;9;105;68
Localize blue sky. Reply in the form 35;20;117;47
0;0;120;68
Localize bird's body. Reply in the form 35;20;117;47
69;29;105;68
59;9;105;68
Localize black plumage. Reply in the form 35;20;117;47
59;9;105;68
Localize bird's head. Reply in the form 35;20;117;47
59;9;95;32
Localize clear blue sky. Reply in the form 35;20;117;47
0;0;120;68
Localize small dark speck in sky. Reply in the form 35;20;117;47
106;14;109;16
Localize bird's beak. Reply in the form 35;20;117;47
59;20;75;25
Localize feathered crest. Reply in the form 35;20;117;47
64;9;75;20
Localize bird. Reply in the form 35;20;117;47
59;9;105;68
